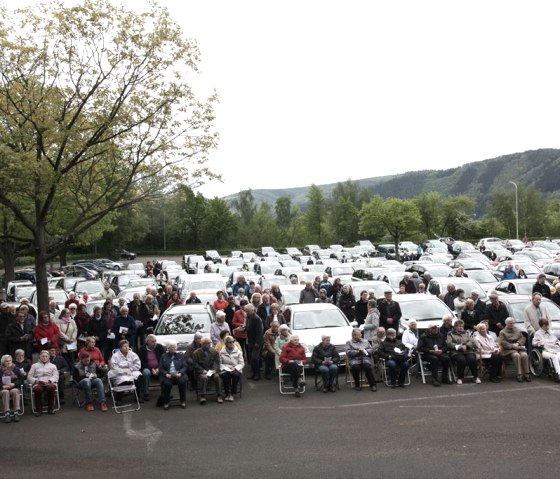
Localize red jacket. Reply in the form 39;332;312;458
232;310;247;339
79;346;105;366
34;321;61;351
279;342;307;365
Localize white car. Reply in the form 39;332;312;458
283;303;355;365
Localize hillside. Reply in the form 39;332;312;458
224;149;560;215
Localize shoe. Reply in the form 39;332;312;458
524;375;532;382
298;380;307;388
354;386;362;391
180;402;186;408
33;411;42;417
247;375;255;380
227;394;234;402
322;387;329;393
86;403;94;412
442;377;452;384
398;382;405;388
48;408;55;415
370;385;377;392
217;396;224;404
475;377;482;384
517;375;523;383
456;379;463;385
294;389;301;398
4;414;11;423
163;403;170;410
13;413;20;422
432;379;441;387
199;396;207;405
329;386;336;392
100;403;108;412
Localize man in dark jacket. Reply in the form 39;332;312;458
192;337;222;404
532;274;552;299
159;342;187;409
138;334;165;401
417;323;451;386
484;291;508;335
112;306;137;347
378;328;409;388
378;291;402;332
245;304;264;381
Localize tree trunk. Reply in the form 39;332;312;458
34;226;50;313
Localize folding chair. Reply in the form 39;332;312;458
416;351;433;384
379;358;411;387
314;365;339;391
345;356;366;388
279;364;306;395
1;385;25;420
29;383;61;414
107;374;140;414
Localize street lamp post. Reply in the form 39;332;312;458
509;181;519;240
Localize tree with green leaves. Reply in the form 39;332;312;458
305;184;326;244
0;0;218;310
200;197;238;248
360;196;421;260
230;189;256;226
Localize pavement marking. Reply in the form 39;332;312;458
278;384;558;410
123;413;163;454
399;405;472;408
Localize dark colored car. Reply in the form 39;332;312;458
116;249;137;260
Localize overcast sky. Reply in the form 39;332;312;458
10;1;560;198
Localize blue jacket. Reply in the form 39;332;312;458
158;352;187;382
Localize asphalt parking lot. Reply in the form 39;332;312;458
6;372;560;479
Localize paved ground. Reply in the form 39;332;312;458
6;372;560;479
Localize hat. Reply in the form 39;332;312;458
386;328;396;335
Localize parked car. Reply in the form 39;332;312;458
406;263;451;278
493;260;542;280
204;250;222;263
427;277;488;301
282;303;354;364
446;259;488;271
284;247;303;259
116;249;136;260
73;279;106;300
494;278;553;296
302;244;321;256
96;258;124;270
61;264;98;280
109;274;141;294
153;303;215;352
53;277;86;293
453;269;499;292
6;281;35;302
127;263;147;278
396;294;455;333
490;295;560;339
30;288;69;309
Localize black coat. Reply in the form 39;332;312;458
378;299;402;332
158;352;187;382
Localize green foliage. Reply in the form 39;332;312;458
305;185;326;244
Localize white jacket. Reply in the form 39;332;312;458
109;350;141;385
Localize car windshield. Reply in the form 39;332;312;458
155;312;211;335
332;266;355;276
292;309;348;329
49;290;68;304
183;280;225;291
75;281;104;294
464;270;497;283
399;299;451;322
282;288;302;305
428;265;452;277
15;286;36;300
260;277;291;289
258;263;280;274
512;282;534;295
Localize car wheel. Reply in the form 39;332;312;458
114;265;120;270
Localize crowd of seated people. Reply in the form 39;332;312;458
5;270;560;421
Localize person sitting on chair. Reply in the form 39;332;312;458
532;319;560;382
73;352;108;412
402;319;419;355
262;320;280;380
345;328;377;392
138;334;165;402
193;337;223;405
418;323;451;386
274;324;291;369
219;335;245;402
159;341;187;410
48;345;69;405
79;336;106;367
378;328;409;388
473;323;502;383
0;354;24;423
279;335;307;398
28;350;59;416
446;319;480;385
311;334;340;393
13;349;31;377
109;340;143;405
499;317;531;383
